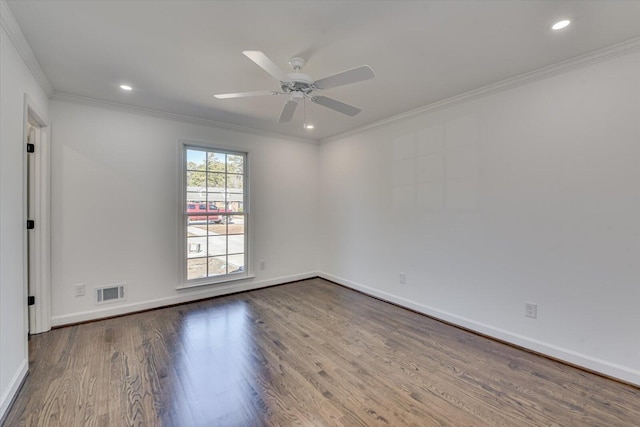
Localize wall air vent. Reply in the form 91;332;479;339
96;283;126;304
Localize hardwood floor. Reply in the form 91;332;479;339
3;278;639;426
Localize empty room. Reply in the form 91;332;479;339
1;1;640;425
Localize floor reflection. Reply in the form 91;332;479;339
173;299;266;425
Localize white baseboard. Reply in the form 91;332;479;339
51;272;316;327
0;358;28;423
318;272;640;388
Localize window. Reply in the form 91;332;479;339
184;145;247;283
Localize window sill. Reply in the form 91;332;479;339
177;274;256;290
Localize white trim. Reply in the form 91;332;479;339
50;272;316;327
318;272;640;388
177;274;256;290
0;358;27;422
0;1;54;96
33;124;51;333
23;95;51;334
321;36;640;144
51;92;318;144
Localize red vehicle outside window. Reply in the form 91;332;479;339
186;203;232;223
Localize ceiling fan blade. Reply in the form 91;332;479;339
313;65;375;90
312;96;361;116
243;51;290;82
278;100;298;122
214;90;279;99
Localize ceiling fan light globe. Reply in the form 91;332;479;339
291;91;304;103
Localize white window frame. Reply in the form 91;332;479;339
180;143;250;288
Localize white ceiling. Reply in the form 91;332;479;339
7;0;640;140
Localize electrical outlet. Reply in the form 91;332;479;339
399;273;406;285
75;283;86;297
259;260;266;270
525;302;537;319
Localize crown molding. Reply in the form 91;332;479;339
51;92;318;144
0;0;54;96
321;36;640;144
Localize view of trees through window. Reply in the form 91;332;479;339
185;147;247;281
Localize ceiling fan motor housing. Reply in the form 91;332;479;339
282;72;314;95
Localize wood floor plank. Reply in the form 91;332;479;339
3;278;640;426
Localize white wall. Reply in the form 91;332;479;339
0;25;49;420
48;100;318;325
318;50;640;385
3;8;639;418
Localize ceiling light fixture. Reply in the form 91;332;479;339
305;124;314;130
552;19;571;30
120;84;133;91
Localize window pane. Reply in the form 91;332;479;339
186;149;206;170
226;201;243;213
187;258;207;280
187;236;205;258
226;174;243;193
228;221;244;235
207;235;227;257
228;254;245;274
207;172;225;190
228;234;244;254
208;152;226;172
227;154;243;174
208;256;227;276
187;226;207;247
207;192;225;208
186;171;206;188
207;222;226;235
186;191;205;205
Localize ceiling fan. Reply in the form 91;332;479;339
214;51;375;123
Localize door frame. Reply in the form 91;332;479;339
23;94;50;335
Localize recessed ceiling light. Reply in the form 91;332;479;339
552;19;571;30
304;124;314;129
120;84;133;91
